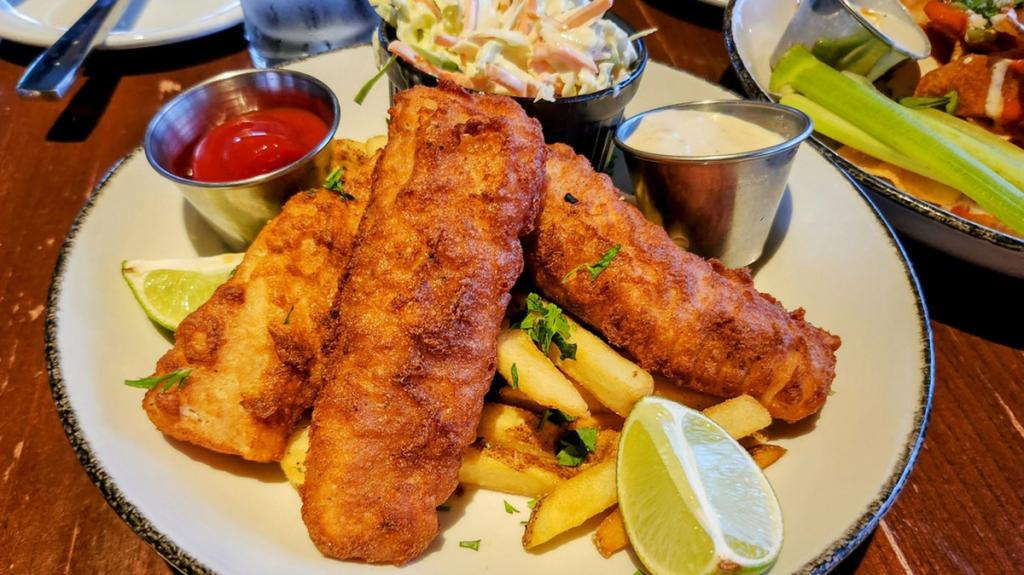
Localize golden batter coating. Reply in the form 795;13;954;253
526;144;841;423
300;85;546;565
142;142;377;462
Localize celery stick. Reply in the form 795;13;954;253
917;108;1024;167
771;45;1024;234
913;109;1024;194
780;93;929;176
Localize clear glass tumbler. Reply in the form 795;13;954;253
240;0;377;68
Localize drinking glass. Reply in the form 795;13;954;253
240;0;377;68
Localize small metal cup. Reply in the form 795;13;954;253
614;100;812;268
770;0;930;81
144;69;340;250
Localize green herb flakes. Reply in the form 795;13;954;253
504;500;520;514
556;428;598;467
323;166;355;199
125;368;192;393
515;293;576;360
459;539;481;551
562;244;622;284
510;363;519;389
537;408;576;430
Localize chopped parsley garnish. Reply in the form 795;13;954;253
556;428;598;467
509;363;519;389
354;55;396;105
520;520;529;525
900;91;958;115
125;368;192;392
514;293;576;360
562;244;622;284
323;167;355;199
537;408;576;430
504;500;520;514
527;498;539;509
563;192;579;204
952;0;1022;19
283;304;295;325
437;504;451;512
459;539;481;551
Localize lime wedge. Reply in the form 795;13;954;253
121;253;244;331
617;396;783;575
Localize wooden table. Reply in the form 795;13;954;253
0;2;1020;573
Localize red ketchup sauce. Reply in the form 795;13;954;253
187;107;329;182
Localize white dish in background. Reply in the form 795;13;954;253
725;0;1024;277
0;0;241;49
46;46;932;574
699;0;728;8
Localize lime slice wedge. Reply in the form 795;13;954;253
121;253;244;331
617;396;783;575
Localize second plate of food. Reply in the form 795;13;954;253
726;0;1024;277
47;45;932;574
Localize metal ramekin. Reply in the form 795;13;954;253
770;0;931;81
144;69;340;250
615;100;812;268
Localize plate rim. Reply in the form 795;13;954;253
723;0;1024;254
44;47;935;575
0;1;242;50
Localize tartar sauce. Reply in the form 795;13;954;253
625;110;784;157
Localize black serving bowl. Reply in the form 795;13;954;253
376;13;648;170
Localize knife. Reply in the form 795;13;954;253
16;0;131;100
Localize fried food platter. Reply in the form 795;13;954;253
45;45;932;574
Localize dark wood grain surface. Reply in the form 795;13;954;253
0;2;1021;574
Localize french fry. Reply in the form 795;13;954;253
748;444;787;469
497;329;589;418
548;317;653;417
652;374;722;410
280;425;311;488
497;386;546;412
523;459;617;549
593;507;629;557
477;403;561;456
703;394;773;439
459;444;569;497
573;380;614;414
363;134;388;154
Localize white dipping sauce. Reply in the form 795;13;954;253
847;1;928;56
625;109;784;157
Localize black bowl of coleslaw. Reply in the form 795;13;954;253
376;12;648;171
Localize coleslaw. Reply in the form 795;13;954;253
371;0;644;100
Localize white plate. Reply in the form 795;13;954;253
0;0;241;49
725;0;1024;277
45;46;932;574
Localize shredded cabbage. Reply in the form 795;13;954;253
372;0;640;99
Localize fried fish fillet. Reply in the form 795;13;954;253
142;140;377;462
527;144;841;423
301;85;546;564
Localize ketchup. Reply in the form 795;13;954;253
189;107;329;182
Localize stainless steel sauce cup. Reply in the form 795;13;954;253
615;100;812;268
770;0;930;82
144;69;340;250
